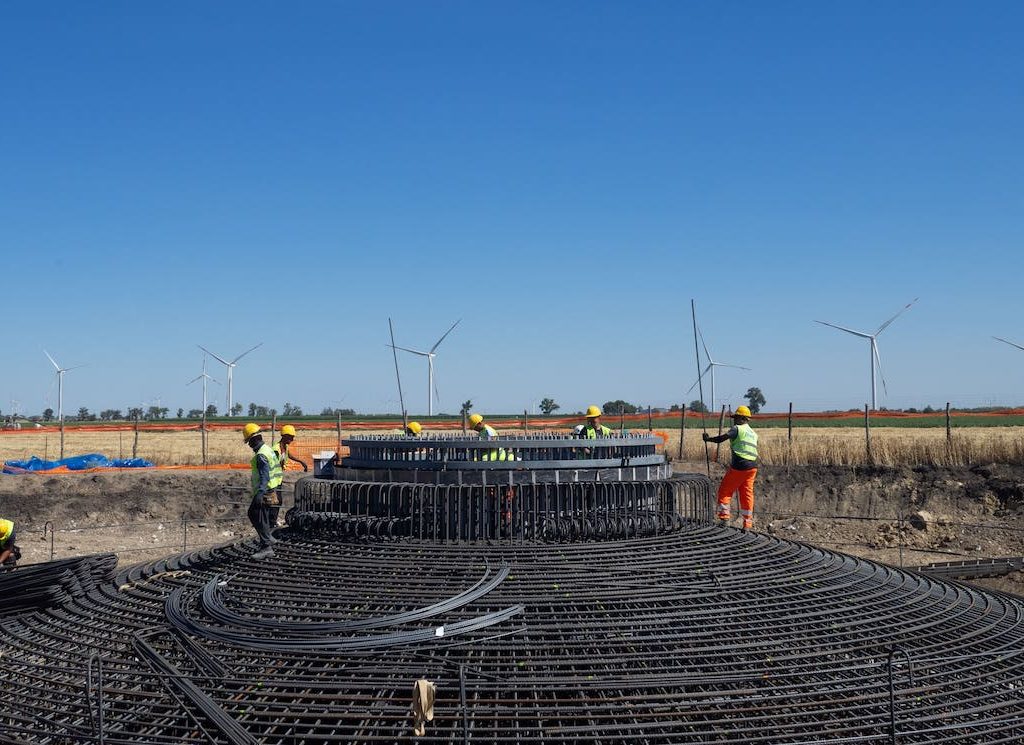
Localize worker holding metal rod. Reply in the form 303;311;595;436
703;405;759;530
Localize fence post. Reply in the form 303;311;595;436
619;405;624;434
132;414;139;459
271;414;277;447
647;405;652;432
788;402;793;444
864;404;873;465
523;409;529;434
336;413;342;454
201;410;207;467
462;410;468;435
677;404;685;460
945;402;951;446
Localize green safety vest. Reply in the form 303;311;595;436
0;519;12;546
731;423;759;462
272;442;288;468
582;424;613;438
251;443;284;494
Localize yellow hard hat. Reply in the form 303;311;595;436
280;424;296;438
734;405;752;418
242;422;261;441
585;405;602;418
468;413;484;428
406;421;422;435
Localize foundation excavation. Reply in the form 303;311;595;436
1;432;1024;742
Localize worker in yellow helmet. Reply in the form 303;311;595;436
273;424;308;472
405;421;423;436
579;405;613;438
703;405;759;530
242;423;284;559
0;518;20;569
468;413;508;460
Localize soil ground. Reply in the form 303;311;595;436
3;464;1024;595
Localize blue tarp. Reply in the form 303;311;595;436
3;453;155;474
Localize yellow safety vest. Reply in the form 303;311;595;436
478;425;510;461
272;442;288;469
0;519;13;546
251;443;284;494
582;424;613;438
731;423;759;462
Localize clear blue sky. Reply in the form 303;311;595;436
1;1;1021;417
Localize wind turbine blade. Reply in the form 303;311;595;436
685;364;713;395
875;298;919;336
814;320;872;339
430;319;461;353
198;345;231;366
231;342;263;364
63;364;87;372
43;350;60;371
873;340;889;395
696;326;713;364
187;375;203;385
389;344;430;356
993;336;1024;353
714;362;752;371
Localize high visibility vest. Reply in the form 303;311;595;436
582;424;613;438
731;423;759;462
478;425;510;461
251;443;284;494
0;519;13;547
272;442;288;469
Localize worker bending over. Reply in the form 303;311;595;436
243;423;284;559
0;518;20;569
273;424;309;472
405;421;423;436
703;405;759;530
469;413;509;460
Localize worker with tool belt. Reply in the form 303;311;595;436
469;413;509;461
703;405;759;530
0;518;20;569
273;424;309;472
243;423;284;559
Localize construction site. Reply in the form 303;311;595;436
2;430;1024;743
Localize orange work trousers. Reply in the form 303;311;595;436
717;467;757;519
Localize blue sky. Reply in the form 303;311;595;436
1;2;1021;417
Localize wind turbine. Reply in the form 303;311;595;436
187;356;220;415
197;343;262;417
388;320;461;416
815;298;918;410
43;350;85;424
685;327;751;411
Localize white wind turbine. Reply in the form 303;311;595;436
187;356;220;415
389;320;461;416
686;327;751;412
993;336;1024;355
197;343;262;417
815;298;918;410
44;350;85;424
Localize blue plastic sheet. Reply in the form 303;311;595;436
2;453;155;474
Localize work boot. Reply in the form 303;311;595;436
741;518;753;531
251;547;275;560
716;509;731;522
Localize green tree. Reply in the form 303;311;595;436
187;408;203;418
127;407;143;420
602;400;638;415
176;407;184;418
205;404;218;417
539;398;560;415
77;406;91;421
42;407;54;422
460;400;473;416
230;403;243;416
688;399;709;414
282;402;302;417
743;387;766;414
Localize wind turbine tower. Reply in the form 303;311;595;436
187;356;220;415
389;320;461;416
198;343;262;417
44;350;84;424
686;327;751;411
815;298;918;410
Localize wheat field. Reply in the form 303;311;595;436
1;425;1022;468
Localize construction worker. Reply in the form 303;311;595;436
405;421;423;436
702;405;759;530
469;413;507;460
273;424;309;472
243;423;284;559
0;518;20;569
579;405;613;438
